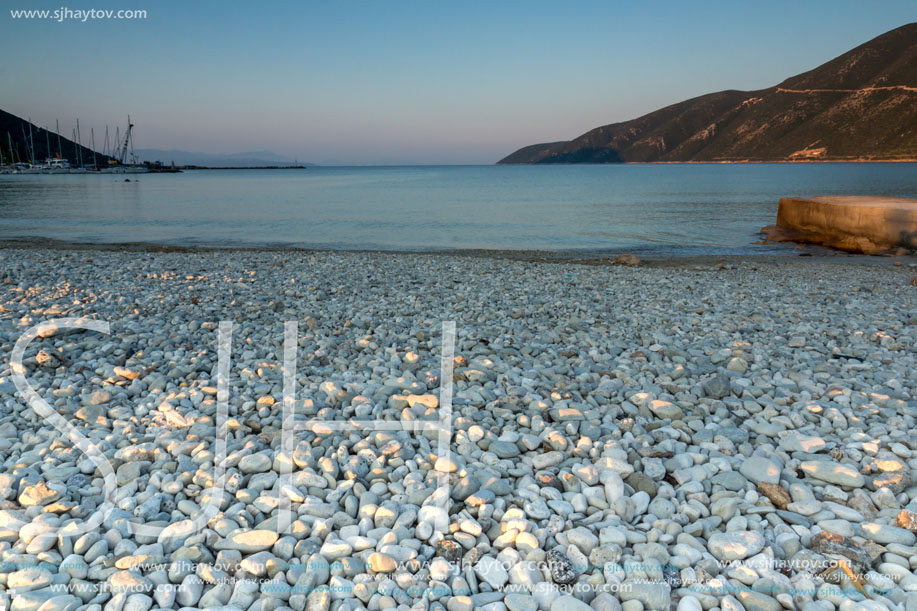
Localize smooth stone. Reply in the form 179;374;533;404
301;586;330;611
239;453;272;474
9;590;59;611
122;594;153;611
648;400;683;420
8;568;53;593
707;531;766;561
108;571;153;595
711;471;747;492
157;519;197;553
800;461;865;488
368;552;398;573
677;596;703;611
319;540;353;560
532;451;564;469
704;376;732;399
59;554;89;580
776;510;812;528
550;596;592;611
505;593;538;611
740;456;781;485
474;555;509;589
818;519;854;537
216;529;279;553
176;574;204;606
490;441;520;458
153;583;176;608
448;597;474;611
18;482;61;506
780;432;827;453
619;581;671;610
35;595;81;611
435;456;460;472
786;500;822;516
566;527;598;554
736;589;782;611
858;522;917;546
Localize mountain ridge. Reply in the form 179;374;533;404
498;23;917;164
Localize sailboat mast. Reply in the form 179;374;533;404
76;119;83;167
91;128;97;168
27;118;35;163
21;124;31;164
127;115;135;165
56;120;62;159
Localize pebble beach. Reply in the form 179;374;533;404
0;247;916;611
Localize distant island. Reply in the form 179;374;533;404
498;23;916;164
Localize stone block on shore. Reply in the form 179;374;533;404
762;196;917;254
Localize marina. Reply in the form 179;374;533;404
0;115;149;174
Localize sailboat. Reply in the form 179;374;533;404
13;122;42;173
67;121;87;173
102;116;149;173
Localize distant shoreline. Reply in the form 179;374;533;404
496;158;917;166
176;165;309;170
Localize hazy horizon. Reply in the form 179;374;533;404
3;0;915;164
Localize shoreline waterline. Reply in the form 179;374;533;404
1;238;914;269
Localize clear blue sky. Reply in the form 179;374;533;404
3;1;914;164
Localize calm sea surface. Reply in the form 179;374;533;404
0;164;914;255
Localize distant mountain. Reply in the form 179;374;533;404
136;149;315;167
498;23;917;164
0;109;112;166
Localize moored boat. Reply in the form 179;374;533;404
43;158;71;173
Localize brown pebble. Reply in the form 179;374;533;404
809;531;872;571
758;482;791;509
435;539;462;562
874;470;911;493
897;509;917;533
535;472;564;493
